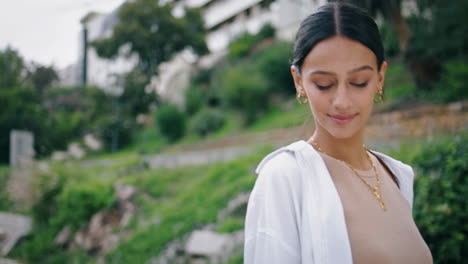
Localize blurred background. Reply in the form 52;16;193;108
0;0;466;263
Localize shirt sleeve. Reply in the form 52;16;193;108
244;152;302;264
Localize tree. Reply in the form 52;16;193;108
0;47;25;90
334;0;410;52
119;69;158;117
91;0;208;76
29;65;58;96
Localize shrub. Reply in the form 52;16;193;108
254;41;295;95
154;104;186;142
0;166;13;210
184;84;206;116
430;61;468;103
379;22;400;58
51;181;115;229
228;24;276;60
411;133;468;264
98;116;135;152
218;64;269;125
189;107;225;136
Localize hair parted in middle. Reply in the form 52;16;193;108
291;2;385;73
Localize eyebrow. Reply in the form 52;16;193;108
308;65;374;76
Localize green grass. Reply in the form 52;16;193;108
0;165;14;211
216;217;244;233
106;146;272;263
248;100;312;132
382;61;415;102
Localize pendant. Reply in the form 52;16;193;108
379;201;387;211
373;191;381;200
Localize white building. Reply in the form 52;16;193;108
157;0;325;106
60;0;325;104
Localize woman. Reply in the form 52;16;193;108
244;2;433;264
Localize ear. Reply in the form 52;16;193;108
291;65;304;94
378;61;388;92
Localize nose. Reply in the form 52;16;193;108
332;84;352;112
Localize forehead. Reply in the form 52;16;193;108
302;35;378;74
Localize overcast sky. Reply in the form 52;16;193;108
0;0;126;69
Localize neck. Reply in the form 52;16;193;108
308;129;371;170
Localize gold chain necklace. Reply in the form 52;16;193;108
311;140;387;211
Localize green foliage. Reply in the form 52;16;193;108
91;0;207;75
154;104;186;142
409;0;468;61
380;22;400;58
216;217;244;233
228;24;276;60
253;41;295;95
107;147;272;263
0;166;14;211
29;65;58;96
51;181;115;229
429;61;468;103
218;63;269;125
184;84;206;116
410;133;468;264
228;33;259;60
119;69;157;117
0;86;47;163
189;107;225;137
0;46;24;90
383;62;416;101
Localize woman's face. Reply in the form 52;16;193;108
291;35;387;139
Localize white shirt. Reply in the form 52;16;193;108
244;140;415;264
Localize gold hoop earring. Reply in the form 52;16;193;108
374;88;383;103
297;93;308;104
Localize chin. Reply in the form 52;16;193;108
319;119;363;139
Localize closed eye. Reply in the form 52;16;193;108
315;83;333;90
351;82;368;88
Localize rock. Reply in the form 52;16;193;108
0;228;6;243
0;258;20;264
115;184;136;202
54;225;72;246
51;151;68;161
217;192;249;222
68;143;86;159
0;213;32;256
69;184;137;255
185;230;231;260
84;134;102;151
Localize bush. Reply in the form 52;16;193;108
228;24;276;60
411;133;468;264
0;166;13;210
254;41;295;95
380;22;400;58
155;104;186;142
98;116;135;152
51;181;115;229
189;107;225;136
218;64;269;125
184;84;206;116
430;61;468;103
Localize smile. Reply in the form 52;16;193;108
328;114;357;125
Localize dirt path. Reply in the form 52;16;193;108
145;101;468;168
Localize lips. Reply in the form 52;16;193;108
328;113;357;125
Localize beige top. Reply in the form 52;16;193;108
318;151;433;264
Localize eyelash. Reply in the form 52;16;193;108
314;82;368;90
351;82;368;88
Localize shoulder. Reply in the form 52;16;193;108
255;141;310;177
371;150;414;180
252;141;310;195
